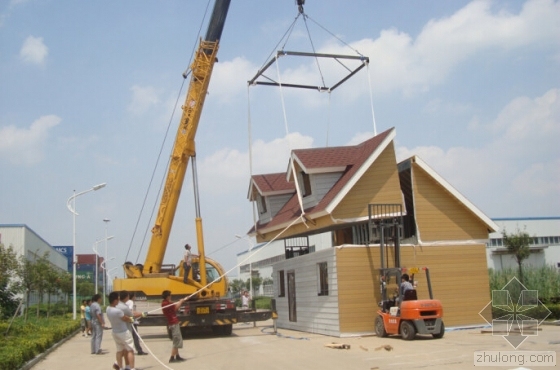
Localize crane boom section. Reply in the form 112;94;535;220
143;39;220;274
139;0;231;276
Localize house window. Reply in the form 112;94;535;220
257;194;267;214
317;262;328;296
300;171;312;197
278;270;285;297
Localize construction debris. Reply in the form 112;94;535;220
324;342;351;349
375;344;394;351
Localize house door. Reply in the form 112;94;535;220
287;270;297;322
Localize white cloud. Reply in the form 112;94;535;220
210;57;256;104
19;36;48;65
396;88;560;216
0;115;61;165
199;132;314;195
258;0;560;99
128;85;161;114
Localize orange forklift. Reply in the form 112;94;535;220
368;204;445;340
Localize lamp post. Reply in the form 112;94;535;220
102;219;111;306
93;236;113;294
235;235;254;297
66;182;106;320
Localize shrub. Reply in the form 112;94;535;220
488;266;560;321
0;316;79;370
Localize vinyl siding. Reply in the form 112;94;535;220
273;248;340;336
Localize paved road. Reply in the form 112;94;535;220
30;321;559;370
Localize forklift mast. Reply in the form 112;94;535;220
368;204;404;303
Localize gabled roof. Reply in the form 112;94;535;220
252;127;396;235
248;172;295;200
399;155;499;233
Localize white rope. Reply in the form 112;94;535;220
131;324;174;370
131;215;305;368
366;61;377;136
275;54;290;136
325;91;331;147
247;85;259;236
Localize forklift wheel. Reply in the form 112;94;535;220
432;321;445;339
400;321;416;340
375;316;388;337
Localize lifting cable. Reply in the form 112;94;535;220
125;0;212;264
247;4;372;220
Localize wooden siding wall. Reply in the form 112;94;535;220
337;244;490;334
333;143;403;220
412;162;489;241
272;248;341;336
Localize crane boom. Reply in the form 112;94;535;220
122;0;231;285
113;0;278;336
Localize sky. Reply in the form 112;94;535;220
1;0;559;279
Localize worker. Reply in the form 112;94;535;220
400;274;413;296
241;290;251;309
161;290;187;363
183;244;192;283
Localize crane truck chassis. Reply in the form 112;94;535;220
134;291;278;337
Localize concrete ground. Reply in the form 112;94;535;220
30;321;559;370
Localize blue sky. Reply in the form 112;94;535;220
1;0;559;278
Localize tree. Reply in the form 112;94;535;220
502;228;532;284
229;278;246;296
248;276;263;296
0;243;21;318
18;255;40;321
33;252;52;318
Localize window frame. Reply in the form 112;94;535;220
317;262;328;296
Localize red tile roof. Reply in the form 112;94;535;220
250;127;395;234
250;172;294;197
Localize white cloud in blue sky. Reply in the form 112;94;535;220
19;35;48;65
0;0;558;276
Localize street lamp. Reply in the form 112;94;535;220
103;219;110;306
93;236;113;294
235;235;254;297
66;182;106;320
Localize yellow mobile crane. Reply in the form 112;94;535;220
113;0;276;336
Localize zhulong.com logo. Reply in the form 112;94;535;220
478;276;551;349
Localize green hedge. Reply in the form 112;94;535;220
488;266;560;320
0;316;79;370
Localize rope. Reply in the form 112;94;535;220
325;91;331;147
246;86;260;237
261;326;310;340
141;215;306;317
366;62;377;136
302;13;326;89
131;324;175;370
275;54;290;136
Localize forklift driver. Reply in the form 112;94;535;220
400;274;413;296
392;274;414;308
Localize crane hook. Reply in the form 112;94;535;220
296;0;305;14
